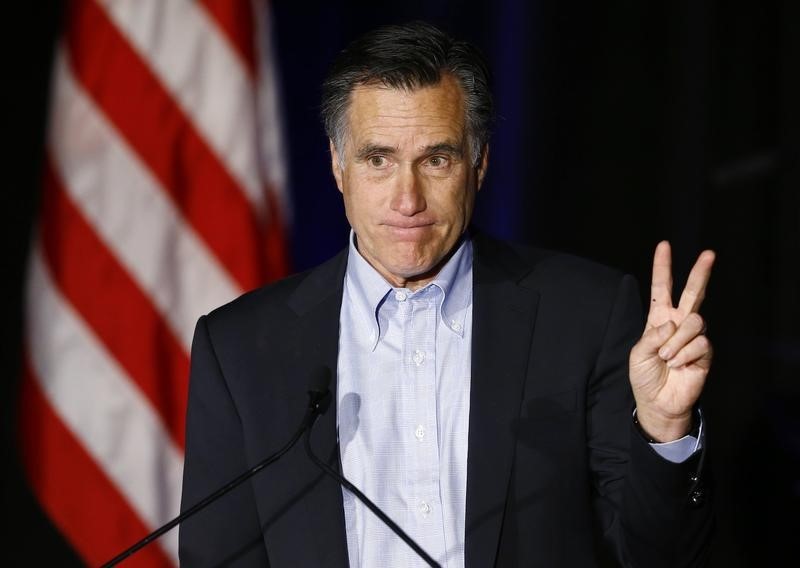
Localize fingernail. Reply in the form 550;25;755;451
659;347;671;360
667;358;680;368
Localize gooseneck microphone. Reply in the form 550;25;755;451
100;367;333;568
304;386;442;568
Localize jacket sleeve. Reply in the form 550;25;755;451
178;316;271;567
589;274;714;568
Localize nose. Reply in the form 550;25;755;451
390;166;426;216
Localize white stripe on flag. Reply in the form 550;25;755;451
49;50;242;352
26;244;183;563
254;3;291;220
96;0;266;213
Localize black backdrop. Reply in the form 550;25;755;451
4;1;798;566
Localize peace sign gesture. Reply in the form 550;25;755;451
629;241;716;442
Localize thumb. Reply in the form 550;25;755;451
632;321;675;360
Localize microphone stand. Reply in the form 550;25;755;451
304;414;442;568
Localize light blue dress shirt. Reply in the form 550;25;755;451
338;232;473;567
336;231;701;568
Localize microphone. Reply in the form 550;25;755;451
100;367;332;568
304;385;442;568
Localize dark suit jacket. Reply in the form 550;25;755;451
179;233;713;567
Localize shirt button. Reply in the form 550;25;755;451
412;350;425;365
451;320;462;332
419;501;432;516
395;290;407;301
415;425;425;440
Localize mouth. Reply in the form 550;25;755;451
382;223;435;241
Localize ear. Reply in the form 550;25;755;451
330;140;344;194
476;144;489;191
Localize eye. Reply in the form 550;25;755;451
428;155;449;168
368;155;388;168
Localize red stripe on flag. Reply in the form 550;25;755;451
64;0;267;291
199;0;257;77
19;360;174;568
40;158;189;448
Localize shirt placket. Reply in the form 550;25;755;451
403;287;444;562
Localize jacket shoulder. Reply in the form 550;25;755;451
202;248;348;336
474;233;635;297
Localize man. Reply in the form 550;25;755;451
180;21;714;567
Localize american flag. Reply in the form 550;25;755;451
19;0;289;565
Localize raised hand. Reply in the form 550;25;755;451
628;241;716;442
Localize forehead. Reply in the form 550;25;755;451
344;75;467;145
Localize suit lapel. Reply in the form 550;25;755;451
465;234;540;568
285;250;351;567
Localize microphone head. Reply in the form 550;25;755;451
307;367;332;415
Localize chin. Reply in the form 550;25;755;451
393;257;442;280
390;261;431;278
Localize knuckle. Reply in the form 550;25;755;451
641;329;661;347
686;313;704;330
695;335;710;350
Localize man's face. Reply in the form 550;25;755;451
331;74;488;290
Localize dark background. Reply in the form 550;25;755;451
4;0;798;565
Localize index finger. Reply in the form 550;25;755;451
650;240;674;309
677;250;716;315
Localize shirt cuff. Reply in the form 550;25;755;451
650;433;702;463
632;409;704;464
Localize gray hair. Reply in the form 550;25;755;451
321;21;494;167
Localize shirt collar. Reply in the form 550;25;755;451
344;230;473;350
428;234;472;338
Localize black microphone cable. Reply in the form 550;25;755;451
304;400;442;568
100;368;332;568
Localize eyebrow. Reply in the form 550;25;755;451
355;144;397;161
354;141;464;161
424;143;463;158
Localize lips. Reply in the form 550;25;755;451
382;223;435;240
381;218;435;229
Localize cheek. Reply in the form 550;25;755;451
343;187;380;230
461;181;478;218
435;186;474;224
462;193;476;221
